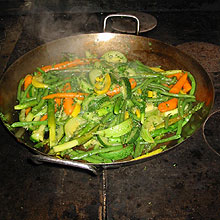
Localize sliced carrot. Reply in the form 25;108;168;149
183;79;192;93
40;58;98;73
167;72;182;80
169;73;188;94
43;92;88;100
167;72;192;93
158;98;178;113
62;82;71;92
129;78;137;89
25;107;31;116
40;114;48;121
63;98;74;115
24;74;33;90
107;78;137;97
54;98;61;107
106;86;120;97
162;83;173;88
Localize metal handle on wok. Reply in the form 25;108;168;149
31;154;99;175
103;14;140;35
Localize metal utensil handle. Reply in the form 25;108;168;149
103;14;140;35
31;154;99;175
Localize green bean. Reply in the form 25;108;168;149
114;96;123;114
20;84;32;103
74;150;112;163
119;100;127;123
44;78;59;84
154;134;181;144
131;74;162;79
99;144;133;161
178;98;184;117
102;112;114;124
24;97;37;102
70;145;123;160
151;122;178;137
160;76;177;85
11;120;47;128
133;138;144;158
146;83;170;91
182;98;196;107
144;97;169;103
158;90;195;99
70;150;105;163
160;70;181;75
14;100;38;110
34;106;47;117
187;72;196;95
131;97;145;108
133;78;155;92
75;122;98;138
48;78;72;89
176;119;184;136
17;78;24;101
32;89;49;114
135;60;159;74
47;99;56;147
36;67;46;75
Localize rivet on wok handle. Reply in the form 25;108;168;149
30;154;99;175
103;14;140;35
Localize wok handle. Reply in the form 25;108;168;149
30;154;99;175
103;14;140;35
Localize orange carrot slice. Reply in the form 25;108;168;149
183;80;192;93
107;78;137;97
24;75;33;90
169;73;188;94
43;92;88;100
25;107;31;116
158;98;178;112
40;114;48;121
40;58;98;73
63;98;74;115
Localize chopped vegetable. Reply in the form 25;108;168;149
24;74;33;90
40;58;98;72
158;98;178;113
94;73;111;95
169;73;188;94
47;99;56;147
106;78;137;97
43;92;88;100
32;75;48;88
11;50;202;164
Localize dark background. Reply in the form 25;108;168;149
0;0;220;220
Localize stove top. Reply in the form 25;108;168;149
0;5;220;220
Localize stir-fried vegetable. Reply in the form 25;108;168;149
11;51;203;163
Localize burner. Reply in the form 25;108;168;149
176;42;220;73
111;11;157;34
203;110;220;156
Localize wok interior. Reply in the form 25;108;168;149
0;33;214;162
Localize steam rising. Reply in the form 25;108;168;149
25;1;100;43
